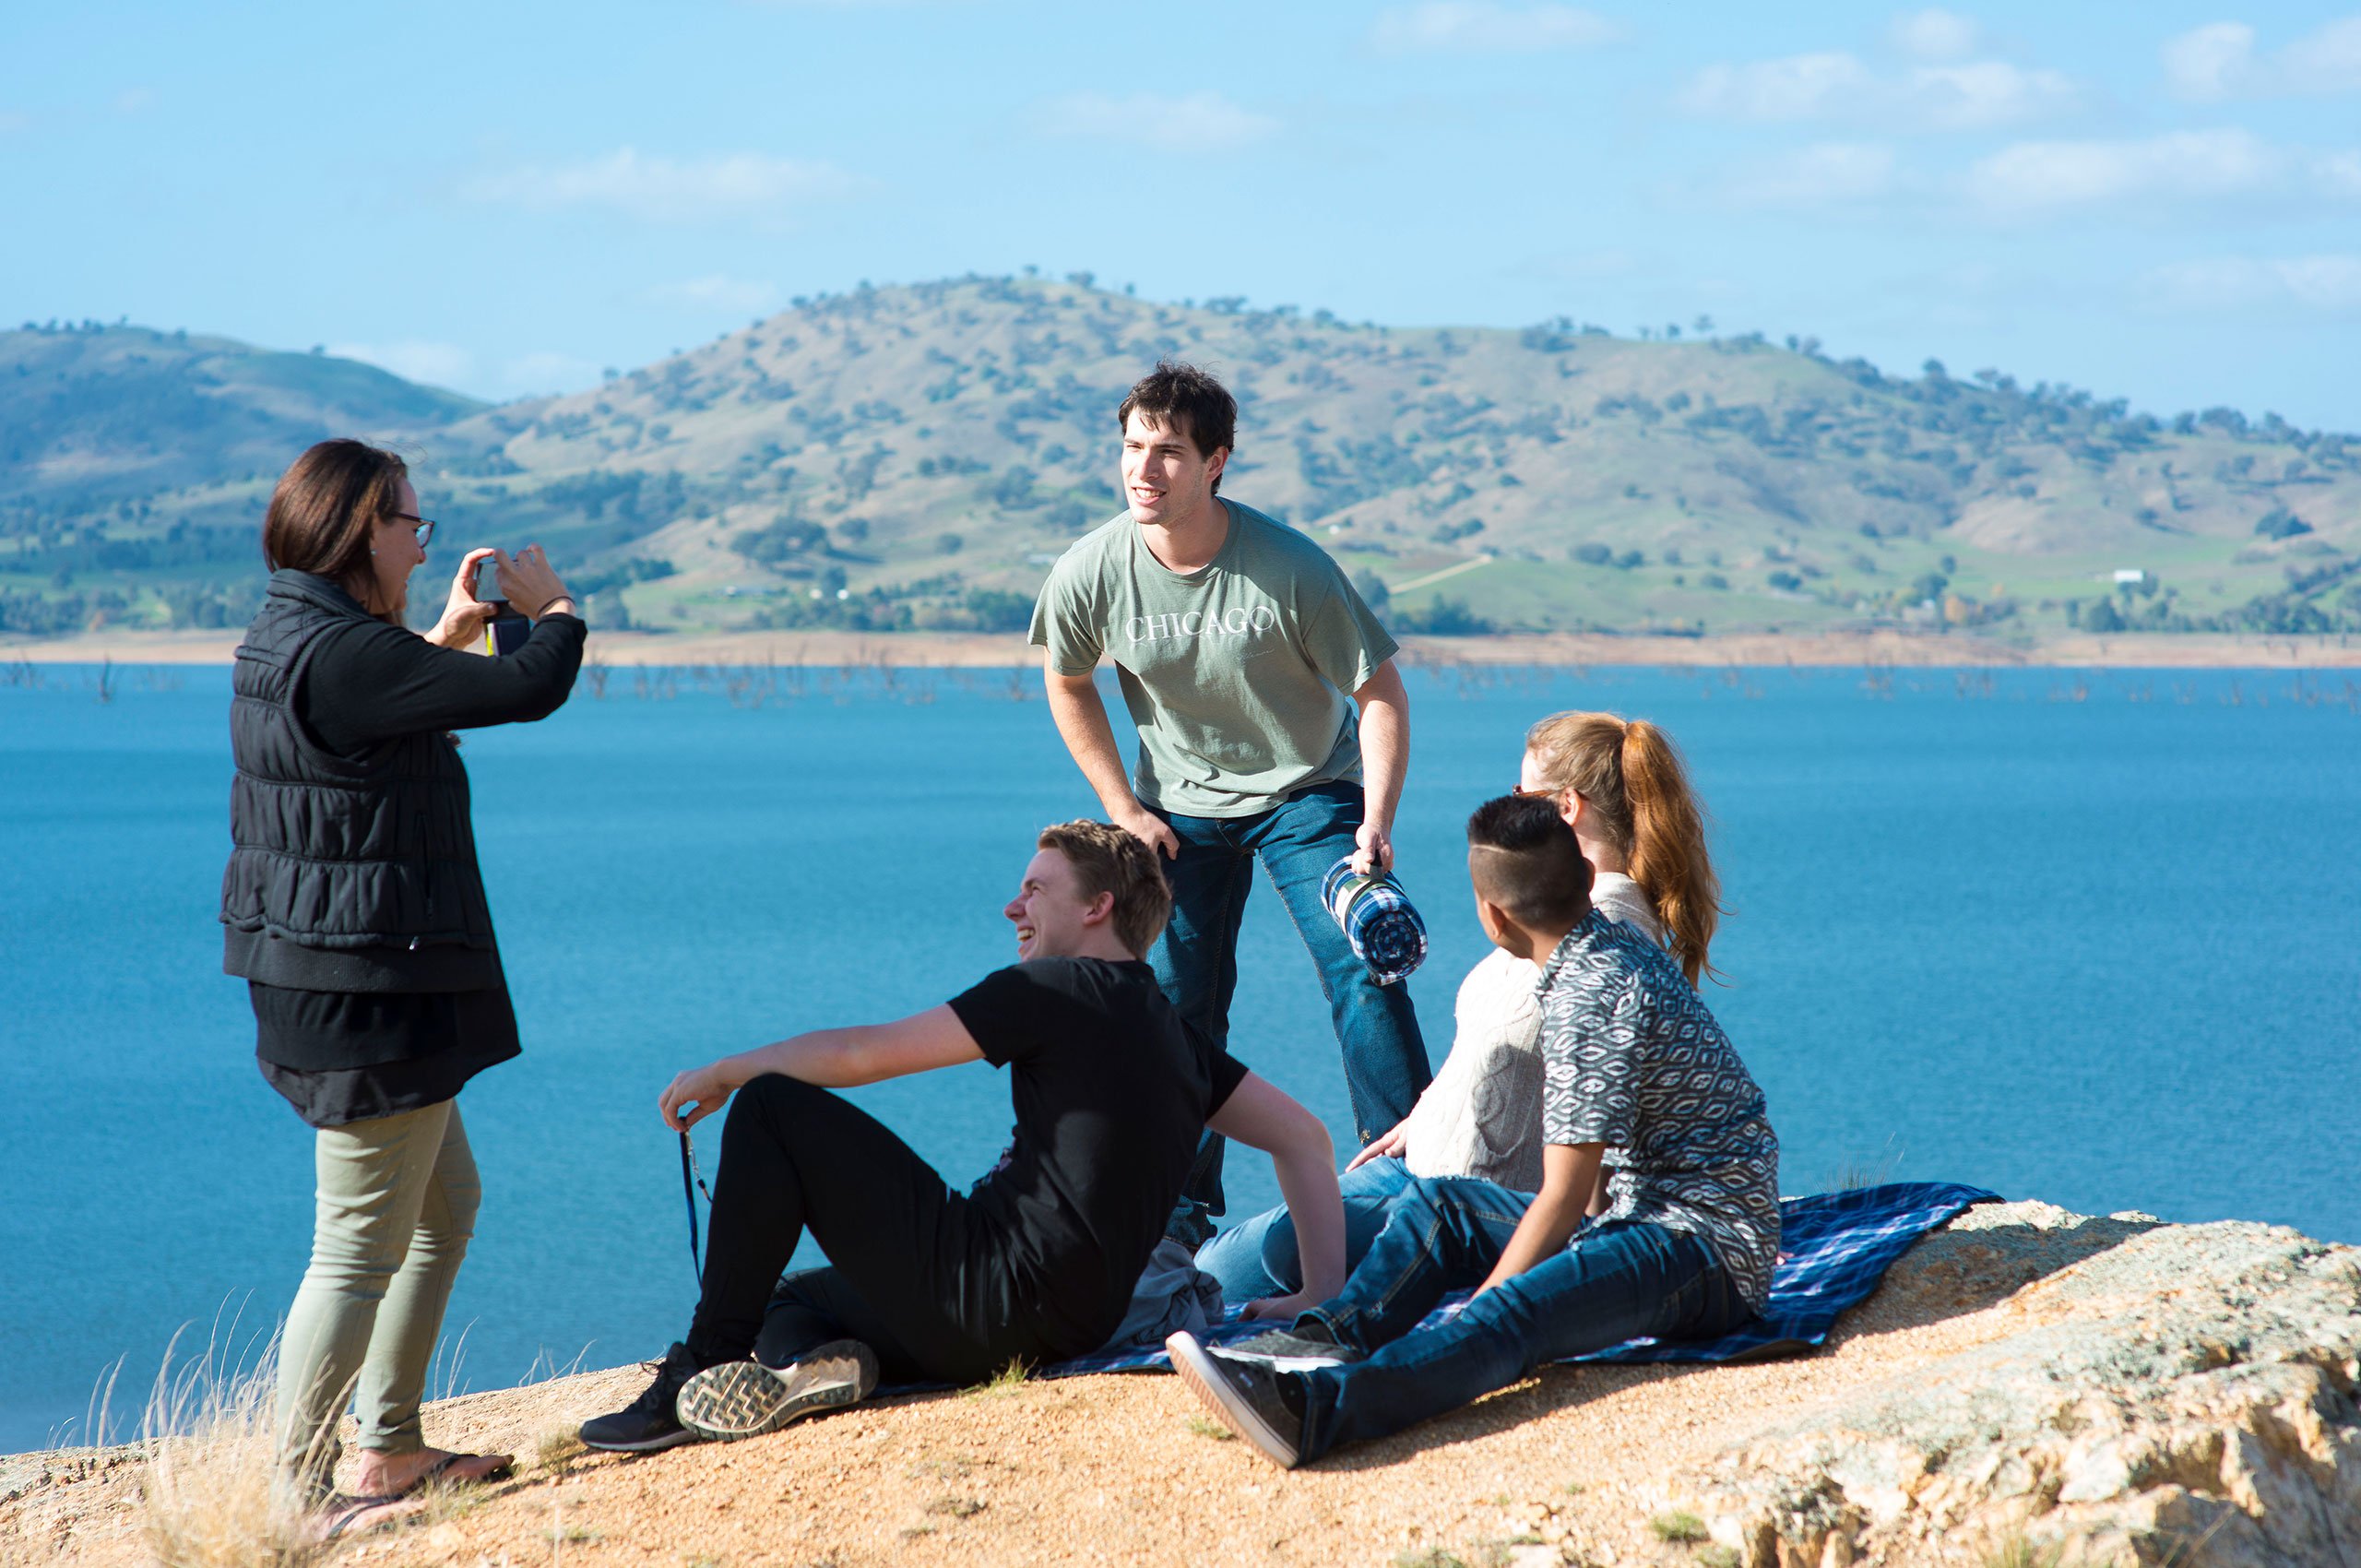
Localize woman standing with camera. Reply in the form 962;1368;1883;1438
219;438;583;1536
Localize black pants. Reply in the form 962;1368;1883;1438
683;1074;1054;1386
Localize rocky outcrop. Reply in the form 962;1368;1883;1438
1670;1203;2361;1568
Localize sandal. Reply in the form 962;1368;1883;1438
405;1451;515;1491
314;1492;423;1541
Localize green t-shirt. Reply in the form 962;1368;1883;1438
1029;500;1398;817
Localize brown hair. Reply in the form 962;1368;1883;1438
1117;362;1236;493
1036;820;1173;957
261;439;409;621
1525;710;1725;984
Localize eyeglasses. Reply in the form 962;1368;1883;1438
393;513;436;549
1513;784;1558;798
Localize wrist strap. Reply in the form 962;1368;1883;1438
680;1130;713;1284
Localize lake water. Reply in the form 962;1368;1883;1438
4;660;2357;1454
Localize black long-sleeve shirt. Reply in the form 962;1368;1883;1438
303;611;586;754
253;610;585;1128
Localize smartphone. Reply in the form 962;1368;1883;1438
472;558;532;656
481;600;532;657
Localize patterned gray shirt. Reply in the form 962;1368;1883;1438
1536;910;1781;1310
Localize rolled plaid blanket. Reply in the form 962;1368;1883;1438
1321;857;1429;986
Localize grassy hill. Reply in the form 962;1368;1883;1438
5;279;2355;641
0;318;482;630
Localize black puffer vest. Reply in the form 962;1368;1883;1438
220;571;499;991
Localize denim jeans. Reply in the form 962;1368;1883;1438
1196;1155;1448;1302
1287;1175;1750;1463
1152;781;1432;1242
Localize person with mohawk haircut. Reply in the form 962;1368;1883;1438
1166;794;1778;1468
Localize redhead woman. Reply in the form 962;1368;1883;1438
1195;709;1726;1301
219;439;583;1535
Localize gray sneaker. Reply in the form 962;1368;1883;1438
674;1340;879;1443
1219;1329;1365;1369
1166;1331;1306;1469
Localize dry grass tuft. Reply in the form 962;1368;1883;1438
959;1359;1032;1400
137;1336;331;1568
923;1495;985;1518
534;1428;587;1475
1979;1535;2082;1568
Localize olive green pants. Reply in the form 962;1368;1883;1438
274;1099;480;1491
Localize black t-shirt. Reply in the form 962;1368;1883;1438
947;956;1248;1347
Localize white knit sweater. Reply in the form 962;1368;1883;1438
1398;873;1664;1191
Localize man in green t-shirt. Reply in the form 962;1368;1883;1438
1029;362;1432;1244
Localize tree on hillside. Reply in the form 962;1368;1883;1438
731;517;826;565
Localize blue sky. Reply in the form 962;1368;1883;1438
4;2;2355;426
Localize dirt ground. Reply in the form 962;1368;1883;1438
3;1204;2174;1568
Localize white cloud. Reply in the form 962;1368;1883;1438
2298;17;2361;93
1369;3;1619;53
1909;61;2081;129
1721;142;1908;208
1679;53;1871;120
1678;51;2078;130
1965;128;2286;210
2164;15;2361;101
2139;255;2361;312
1889;8;1982;62
495;351;602;398
325;341;599;400
1034;91;1278;151
648;275;780;313
2161;22;2254;101
329;340;477;389
461;148;853;222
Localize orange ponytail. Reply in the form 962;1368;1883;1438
1617;720;1723;986
1525;709;1726;985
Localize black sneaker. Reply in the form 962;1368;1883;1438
579;1343;703;1453
675;1340;879;1443
1220;1328;1365;1369
1166;1331;1307;1469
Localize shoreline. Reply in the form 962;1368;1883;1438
6;627;2361;669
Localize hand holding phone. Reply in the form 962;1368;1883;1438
492;544;574;624
426;547;501;653
462;554;531;655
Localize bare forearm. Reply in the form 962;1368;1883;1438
717;1028;870;1090
1044;671;1141;814
1477;1144;1602;1293
1356;664;1408;830
1478;1192;1586;1293
1271;1140;1347;1303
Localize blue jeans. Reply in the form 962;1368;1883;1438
1197;1156;1461;1302
1287;1175;1750;1463
1153;781;1432;1241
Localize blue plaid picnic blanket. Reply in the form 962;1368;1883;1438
1017;1181;1997;1382
1321;857;1428;986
